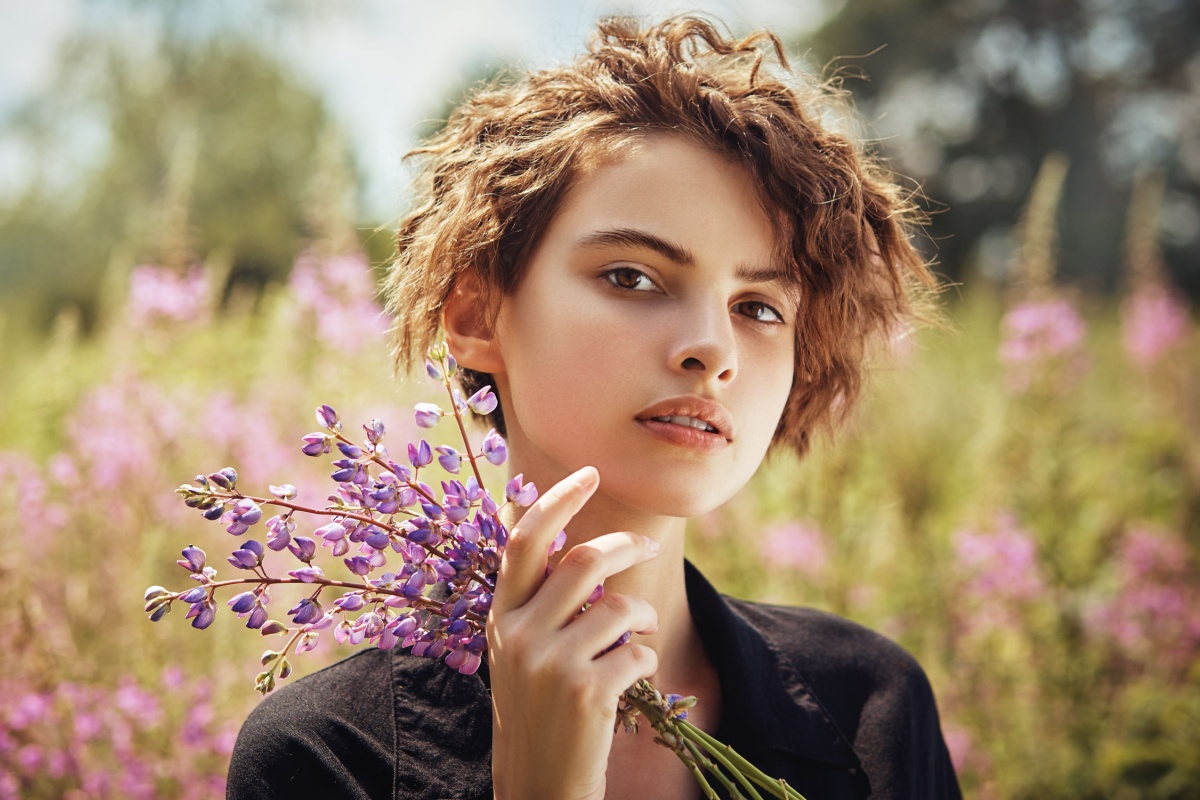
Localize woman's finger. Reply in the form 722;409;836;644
530;531;660;626
491;466;599;616
592;642;659;697
558;591;658;657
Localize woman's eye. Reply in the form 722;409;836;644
735;300;785;324
603;267;657;292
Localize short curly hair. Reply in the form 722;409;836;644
384;15;936;459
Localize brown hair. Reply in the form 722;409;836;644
384;15;936;458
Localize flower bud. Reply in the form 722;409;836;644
364;419;386;444
337;442;363;459
301;433;331;457
316;404;340;429
144;585;171;602
269;484;298;500
278;657;293;679
260;620;289;636
149;602;171;622
180;587;207;604
260;649;280;666
255;670;276;694
202;504;225;521
413;403;441;429
435;446;461;474
408;440;432;469
425;359;443;381
426;342;448;362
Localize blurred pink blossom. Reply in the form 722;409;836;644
1120;283;1191;369
759;521;830;578
288;250;389;353
998;297;1088;392
127;264;210;327
1085;526;1200;666
955;515;1044;603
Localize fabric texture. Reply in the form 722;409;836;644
227;562;962;799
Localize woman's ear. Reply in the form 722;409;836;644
442;273;505;374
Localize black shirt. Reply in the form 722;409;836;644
228;562;961;799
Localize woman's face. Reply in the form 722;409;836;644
490;134;797;518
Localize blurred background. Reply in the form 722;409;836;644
1;0;1197;798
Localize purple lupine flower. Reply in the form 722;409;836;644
344;556;372;576
408;440;433;469
337;442;363;459
187;599;217;630
288;565;325;583
227;540;264;570
223;498;262;535
481;428;507;465
466;386;498;415
435;445;461;474
425;359;443;380
360;419;385;446
180;587;207;604
505;474;538;506
335;593;365;611
177;545;206;573
287;536;317;563
227;592;257;614
414;403;442;429
288;597;323;625
246;601;269;629
266;514;295;551
301;433;331;457
316;404;340;429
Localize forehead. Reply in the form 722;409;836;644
544;133;788;275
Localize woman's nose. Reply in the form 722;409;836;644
669;300;737;383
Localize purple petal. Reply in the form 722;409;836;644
466;386;498;415
316;404;339;428
413;403;441;429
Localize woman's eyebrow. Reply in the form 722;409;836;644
576;227;694;266
576;226;789;287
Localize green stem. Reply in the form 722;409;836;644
682;737;746;799
680;720;807;800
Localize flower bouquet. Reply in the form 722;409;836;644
145;344;808;800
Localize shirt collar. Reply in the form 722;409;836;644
685;560;860;769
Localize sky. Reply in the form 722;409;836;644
0;0;835;218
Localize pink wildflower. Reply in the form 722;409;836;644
759;521;830;578
998;297;1088;392
1121;282;1191;369
127;263;210;327
288;250;389;353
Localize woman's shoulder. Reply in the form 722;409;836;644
725;597;930;695
228;646;495;800
227;647;398;799
724;596;961;799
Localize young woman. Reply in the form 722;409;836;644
227;16;960;799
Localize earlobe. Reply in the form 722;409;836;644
442;273;505;374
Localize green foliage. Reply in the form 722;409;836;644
0;28;338;333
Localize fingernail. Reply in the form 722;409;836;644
574;467;599;490
645;537;660;556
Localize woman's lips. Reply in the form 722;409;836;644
636;418;730;453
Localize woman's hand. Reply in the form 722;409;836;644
488;466;661;800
